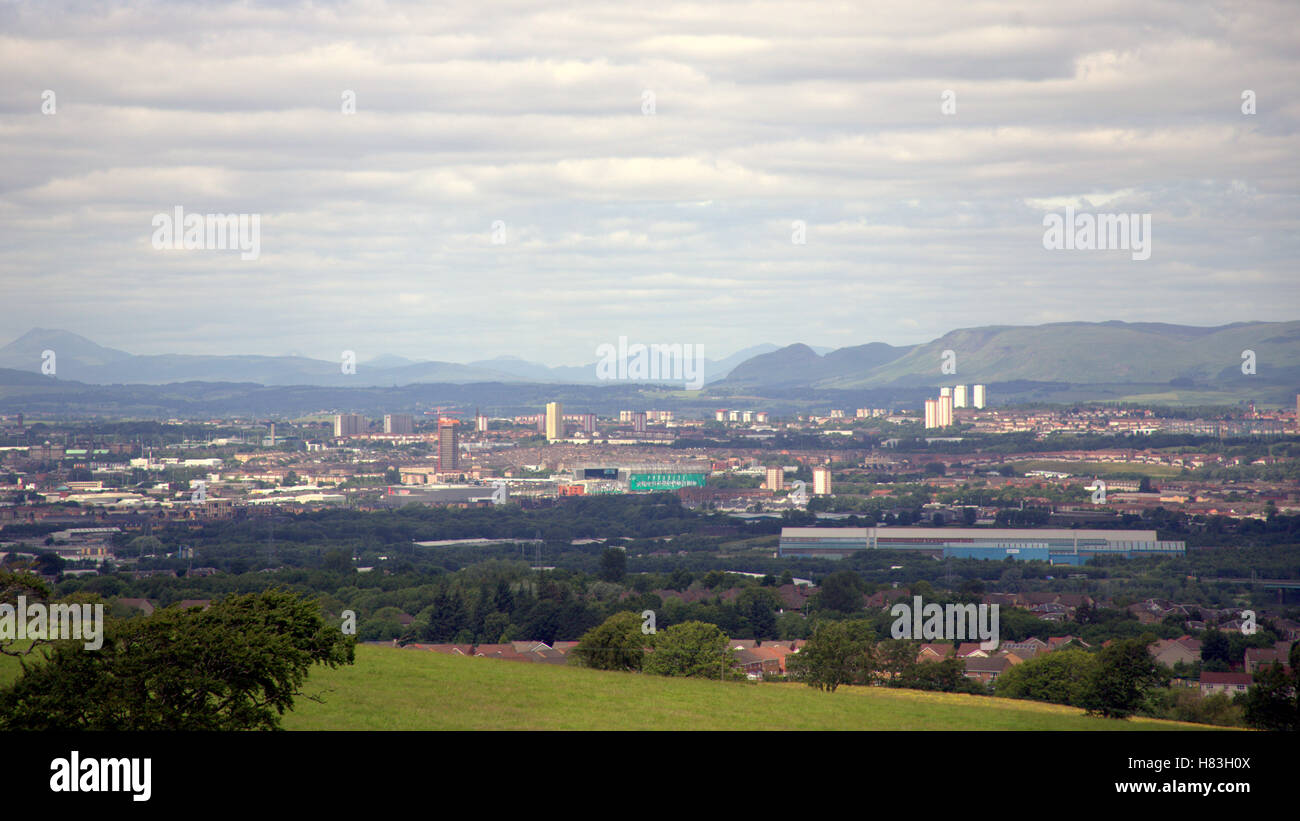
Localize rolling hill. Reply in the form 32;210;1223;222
281;644;1225;731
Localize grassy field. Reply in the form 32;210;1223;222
278;644;1223;730
1010;459;1185;479
0;642;1233;729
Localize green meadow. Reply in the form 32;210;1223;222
280;644;1224;730
0;642;1234;729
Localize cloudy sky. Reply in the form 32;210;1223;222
1;0;1297;366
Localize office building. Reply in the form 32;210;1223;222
813;466;832;496
384;414;414;435
545;402;563;440
334;413;365;438
437;419;460;472
765;466;784;491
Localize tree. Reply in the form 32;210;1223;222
788;619;875;692
875;639;921;684
598;547;627;583
996;648;1097;706
1081;638;1167;719
816;570;865;616
1241;643;1300;731
644;621;737;679
0;589;355;730
571;611;648;671
0;570;54;657
1201;628;1231;667
737;587;780;640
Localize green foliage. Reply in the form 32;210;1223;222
1080;638;1168;719
571;611;648;671
643;621;737;679
995;649;1097;706
1144;687;1242;727
598;547;627;583
788;618;875;691
1241;643;1300;731
814;570;865;616
0;570;54;657
0;589;355;730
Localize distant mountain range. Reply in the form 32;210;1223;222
720;321;1300;391
0;329;778;388
1;321;1297;402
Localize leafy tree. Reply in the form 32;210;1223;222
1201;628;1231;667
875;639;921;684
1241;643;1300;731
644;621;737;679
1080;638;1168;719
995;649;1097;706
815;570;865;616
0;589;354;730
901;657;977;693
788;619;875;692
571;611;648;671
33;552;64;576
0;571;54;657
598;547;627;583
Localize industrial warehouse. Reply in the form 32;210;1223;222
777;527;1187;565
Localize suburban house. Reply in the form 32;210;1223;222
917;643;955;663
1150;636;1202;668
1244;642;1294;674
963;656;1016;684
1198;672;1254;697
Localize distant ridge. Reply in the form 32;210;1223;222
0;330;776;388
719;320;1300;390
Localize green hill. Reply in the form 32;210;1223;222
281;644;1227;730
714;321;1300;400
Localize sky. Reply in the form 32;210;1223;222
1;0;1297;367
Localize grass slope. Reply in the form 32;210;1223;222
282;644;1224;730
